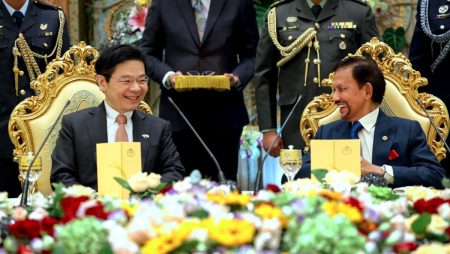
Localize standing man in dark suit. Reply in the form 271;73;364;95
141;0;259;181
409;0;450;172
0;0;70;197
51;45;185;190
293;56;446;188
254;0;378;157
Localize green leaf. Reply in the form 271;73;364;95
368;185;399;201
48;183;65;218
382;27;406;53
171;240;200;254
187;209;209;219
99;242;114;254
412;212;431;235
311;169;328;183
113;177;133;191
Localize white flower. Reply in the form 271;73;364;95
28;208;48;221
128;172;151;192
146;173;161;188
63;185;97;198
439;203;450;220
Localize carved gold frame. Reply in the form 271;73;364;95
300;38;449;161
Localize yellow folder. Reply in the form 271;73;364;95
310;139;361;178
96;142;142;199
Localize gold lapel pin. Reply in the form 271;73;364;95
382;136;388;141
0;25;3;29
40;24;48;30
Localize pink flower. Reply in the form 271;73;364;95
128;7;148;32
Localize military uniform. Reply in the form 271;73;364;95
254;0;378;149
410;0;450;173
0;0;70;197
410;0;450;109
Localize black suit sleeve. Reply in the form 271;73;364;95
231;0;259;88
155;121;185;182
51;115;80;187
141;0;173;85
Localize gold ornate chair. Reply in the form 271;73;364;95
8;42;152;195
300;37;449;161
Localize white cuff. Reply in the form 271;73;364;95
162;71;175;89
382;165;394;184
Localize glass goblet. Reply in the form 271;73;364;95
279;145;302;182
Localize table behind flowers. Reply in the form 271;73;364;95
1;171;450;254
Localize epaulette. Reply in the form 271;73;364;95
33;0;62;10
346;0;369;6
269;0;294;9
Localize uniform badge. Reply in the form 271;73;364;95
40;24;48;30
439;5;448;14
0;25;3;29
339;41;347;50
287;17;297;23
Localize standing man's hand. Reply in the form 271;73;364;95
262;130;283;157
168;71;183;87
224;73;240;87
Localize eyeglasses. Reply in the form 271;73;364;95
186;71;216;76
116;76;149;86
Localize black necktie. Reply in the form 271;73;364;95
12;11;24;29
350;121;363;139
311;4;322;18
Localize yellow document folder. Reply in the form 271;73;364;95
96;142;142;199
310;139;361;177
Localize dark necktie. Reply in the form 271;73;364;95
12;11;24;29
311;4;322;18
349;121;363;139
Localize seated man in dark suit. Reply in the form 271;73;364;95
51;44;185;190
292;56;447;188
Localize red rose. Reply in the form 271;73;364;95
84;202;109;220
41;216;59;236
344;197;363;211
265;184;281;193
17;243;33;254
393;242;418;253
9;219;42;239
413;198;450;214
61;196;90;223
159;185;173;195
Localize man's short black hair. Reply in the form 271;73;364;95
95;44;146;82
334;55;386;104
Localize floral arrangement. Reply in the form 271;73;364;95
2;171;450;253
108;0;151;46
239;125;262;160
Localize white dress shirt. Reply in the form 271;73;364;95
356;107;394;183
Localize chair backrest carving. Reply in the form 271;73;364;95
9;41;152;195
300;37;449;161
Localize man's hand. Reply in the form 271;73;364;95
168;71;183;87
361;157;383;176
262;131;283;157
224;73;239;87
